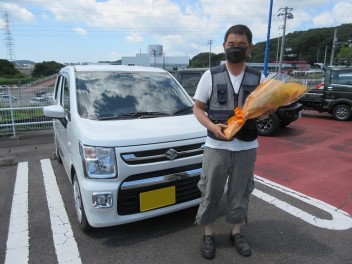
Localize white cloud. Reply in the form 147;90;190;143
72;27;87;35
332;2;352;24
3;0;350;62
0;2;35;23
126;34;144;43
312;12;334;27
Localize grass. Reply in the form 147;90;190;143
0;76;39;86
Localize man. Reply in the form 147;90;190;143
193;24;265;260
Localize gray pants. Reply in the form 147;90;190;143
196;147;256;225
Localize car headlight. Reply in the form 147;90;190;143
79;143;117;179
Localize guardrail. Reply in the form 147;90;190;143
0;106;53;137
1;86;54;138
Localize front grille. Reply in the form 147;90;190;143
121;143;204;165
117;167;201;215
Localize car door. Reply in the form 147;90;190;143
325;69;352;100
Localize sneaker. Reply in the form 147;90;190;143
201;235;215;259
229;233;252;257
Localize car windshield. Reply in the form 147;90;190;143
75;71;193;120
178;72;204;96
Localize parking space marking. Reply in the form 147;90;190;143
254;175;352;230
5;162;29;264
41;159;81;264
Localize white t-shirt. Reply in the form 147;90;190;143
194;67;264;151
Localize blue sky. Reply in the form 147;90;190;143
0;0;351;64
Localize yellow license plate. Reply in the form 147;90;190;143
140;186;176;212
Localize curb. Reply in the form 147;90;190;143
0;157;17;166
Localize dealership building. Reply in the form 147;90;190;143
121;44;189;70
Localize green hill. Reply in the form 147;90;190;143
251;23;352;65
14;60;36;65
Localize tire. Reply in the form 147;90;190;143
280;121;291;127
54;138;62;163
256;113;280;136
332;104;352;121
55;146;62;164
73;174;91;232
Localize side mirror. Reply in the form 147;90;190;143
43;105;65;119
43;104;68;128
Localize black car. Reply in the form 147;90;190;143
298;66;352;121
175;68;303;136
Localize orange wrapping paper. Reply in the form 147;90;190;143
223;78;308;140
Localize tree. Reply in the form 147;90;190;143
32;61;64;77
336;46;352;65
189;52;225;68
0;59;21;76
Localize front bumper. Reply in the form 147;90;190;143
79;171;201;228
276;102;303;123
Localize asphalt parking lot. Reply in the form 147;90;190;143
0;111;351;264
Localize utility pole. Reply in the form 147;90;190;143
324;45;328;66
330;29;337;66
207;40;213;68
275;27;282;72
3;12;16;62
277;7;293;73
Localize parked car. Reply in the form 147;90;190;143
36;90;47;97
43;65;206;231
299;66;352;120
315;81;324;89
175;68;303;136
30;96;52;105
0;93;17;104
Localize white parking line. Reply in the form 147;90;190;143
5;162;29;264
254;175;352;230
41;159;82;264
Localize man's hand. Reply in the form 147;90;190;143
209;123;229;140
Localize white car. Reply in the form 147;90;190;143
0;93;17;103
44;65;206;231
30;96;52;105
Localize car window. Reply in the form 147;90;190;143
75;71;192;119
53;76;63;102
178;72;203;96
331;70;352;85
61;77;70;111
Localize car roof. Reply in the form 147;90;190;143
176;68;208;73
328;66;352;71
62;65;168;73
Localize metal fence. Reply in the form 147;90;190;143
0;85;54;137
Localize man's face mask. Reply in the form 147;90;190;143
225;46;248;64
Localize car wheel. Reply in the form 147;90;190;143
280;121;291;127
73;174;91;232
256;113;280;136
332;104;352;121
55;147;62;164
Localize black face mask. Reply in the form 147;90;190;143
225;47;247;64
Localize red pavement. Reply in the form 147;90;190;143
255;110;352;215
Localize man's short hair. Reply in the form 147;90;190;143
224;25;252;44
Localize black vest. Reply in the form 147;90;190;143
207;64;261;141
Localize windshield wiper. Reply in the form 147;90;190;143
97;113;139;120
172;106;193;116
131;111;170;118
98;111;170;120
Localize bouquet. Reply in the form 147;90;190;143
223;73;308;140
